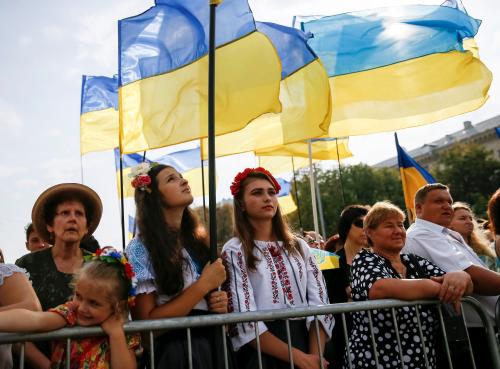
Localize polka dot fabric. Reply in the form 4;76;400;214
345;249;445;369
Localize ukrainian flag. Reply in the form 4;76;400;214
395;133;436;222
114;147;212;198
128;215;136;240
309;248;340;270
300;3;492;137
80;75;119;155
256;138;352;161
276;178;297;216
118;0;282;154
200;21;331;159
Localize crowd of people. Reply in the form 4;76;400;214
0;164;499;369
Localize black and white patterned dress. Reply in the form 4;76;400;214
346;249;445;369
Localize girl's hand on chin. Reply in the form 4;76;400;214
101;307;126;337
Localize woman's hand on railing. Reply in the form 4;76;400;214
431;271;472;312
292;348;329;369
207;290;228;313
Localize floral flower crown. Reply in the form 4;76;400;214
129;162;158;193
84;247;138;307
230;167;281;196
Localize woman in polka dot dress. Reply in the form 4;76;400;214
346;202;472;369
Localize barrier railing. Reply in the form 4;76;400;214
0;297;498;369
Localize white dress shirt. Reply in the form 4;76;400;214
404;218;497;326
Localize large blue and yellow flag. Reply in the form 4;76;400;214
80;75;119;154
276;178;297;216
199;21;331;159
300;3;492;137
395;133;436;222
118;0;283;154
114;147;212;198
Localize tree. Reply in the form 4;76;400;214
193;200;234;248
290;164;404;237
433;144;500;217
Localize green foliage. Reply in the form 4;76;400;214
193;201;234;247
432;144;500;217
288;164;404;237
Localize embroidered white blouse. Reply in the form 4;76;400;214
126;237;208;310
222;237;334;351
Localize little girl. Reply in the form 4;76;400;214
0;247;140;369
222;167;333;369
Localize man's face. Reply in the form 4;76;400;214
416;189;453;227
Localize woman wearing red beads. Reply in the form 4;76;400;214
222;167;333;369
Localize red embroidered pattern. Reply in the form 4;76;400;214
269;243;294;305
262;246;280;304
292;254;304;281
309;258;324;302
221;251;238;337
236;251;251;311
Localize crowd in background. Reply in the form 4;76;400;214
0;164;500;369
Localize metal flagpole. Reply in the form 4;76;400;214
336;138;346;207
307;140;320;238
208;0;220;261
119;153;126;250
314;166;326;237
291;157;303;232
201;155;208;224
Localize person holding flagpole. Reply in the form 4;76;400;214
125;163;230;369
222;167;333;369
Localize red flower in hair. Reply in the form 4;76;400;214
131;175;151;190
230;167;281;196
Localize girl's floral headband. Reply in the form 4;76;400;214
230;167;281;196
129;162;157;193
84;247;138;306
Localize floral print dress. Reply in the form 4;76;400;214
48;302;140;369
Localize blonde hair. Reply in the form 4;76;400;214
364;201;406;231
72;259;130;309
452;202;495;258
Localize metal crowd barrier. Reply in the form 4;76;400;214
0;297;498;369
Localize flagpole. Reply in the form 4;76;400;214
291;157;303;232
119;154;126;250
336;138;346;207
80;155;84;185
208;0;220;261
308;140;321;239
200;153;208;224
314;165;327;237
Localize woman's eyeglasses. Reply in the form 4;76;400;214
352;218;364;228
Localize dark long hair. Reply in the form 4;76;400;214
233;171;298;270
135;164;209;296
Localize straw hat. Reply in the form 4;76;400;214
31;183;103;243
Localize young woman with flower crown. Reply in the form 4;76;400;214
222;167;333;369
0;247;140;369
125;163;229;369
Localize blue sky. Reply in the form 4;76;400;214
0;0;498;262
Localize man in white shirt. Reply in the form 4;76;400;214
404;183;500;367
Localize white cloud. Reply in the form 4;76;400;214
18;36;32;47
15;178;41;189
42;25;65;42
0;99;23;135
40;157;81;182
0;164;27;178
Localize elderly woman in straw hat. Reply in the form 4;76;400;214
346;201;472;369
16;183;102;312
